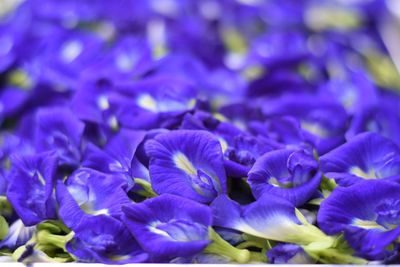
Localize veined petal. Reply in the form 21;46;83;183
211;194;330;245
67;215;148;264
318;180;400;260
122;194;211;260
56;168;131;229
35;107;84;167
248;149;321;206
6;152;58;226
321;132;400;186
145;130;226;203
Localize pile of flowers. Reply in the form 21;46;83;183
1;0;400;264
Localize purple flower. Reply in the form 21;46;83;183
318;180;400;260
67;215;148;264
211;194;332;245
267;243;314;264
248;149;321;206
82;129;148;190
320;132;400;186
56;168;131;229
122;194;212;261
145;130;226;203
6;152;58;226
34;107;84;167
262;94;348;154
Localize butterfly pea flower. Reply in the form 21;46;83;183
180;111;270;178
218;103;264;131
29;0;108;25
250;32;310;69
211;194;334;246
6;152;58;226
346;97;400;147
56;168;131;229
82;129;148;190
145;130;226;203
267;244;314;264
34;107;84;167
317;180;400;260
66;215;148;264
320;132;400;186
321;70;378;115
248;116;307;149
262;94;348;154
122;194;211;260
116;75;198;128
38;29;104;91
91;36;153;78
71;78;144;131
223;134;273;178
248;149;322;206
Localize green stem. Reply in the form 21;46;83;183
249;251;267;263
205;228;250;263
304;246;368;264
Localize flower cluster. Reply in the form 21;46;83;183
1;0;400;264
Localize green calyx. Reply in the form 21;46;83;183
36;230;74;252
205;227;252;263
12;220;76;263
303;235;368;264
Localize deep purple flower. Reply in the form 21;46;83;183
145;130;227;203
82;129;148;190
320;132;400;186
267;243;314;264
67;215;148;264
56;168;130;229
34;107;84;167
122;194;212;261
211;194;331;245
6;152;58;226
248;149;321;206
262;94;348;154
318;180;400;260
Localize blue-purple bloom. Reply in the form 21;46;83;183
34;107;84;167
6;152;58;226
122;194;212;261
145;130;227;203
0;0;399;264
56;168;131;229
211;194;331;245
267;243;314;264
67;215;148;264
318;180;400;260
320;132;400;186
248;149;321;206
82;129;148;190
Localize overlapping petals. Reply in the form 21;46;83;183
0;0;400;264
248;149;321;206
145;130;227;203
321;132;400;186
122;194;212;260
